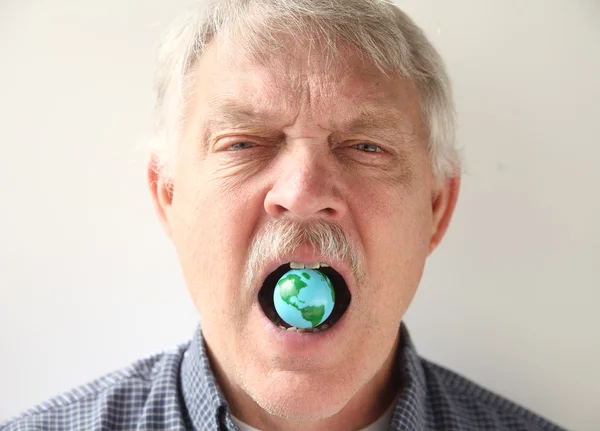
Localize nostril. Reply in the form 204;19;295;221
323;204;346;220
274;204;288;216
321;207;336;218
264;183;347;220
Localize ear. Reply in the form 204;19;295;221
147;154;174;239
428;175;461;255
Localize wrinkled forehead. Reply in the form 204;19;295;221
191;35;423;133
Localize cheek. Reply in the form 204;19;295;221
352;171;432;253
170;161;265;314
352;179;432;315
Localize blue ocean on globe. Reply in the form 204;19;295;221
273;268;335;329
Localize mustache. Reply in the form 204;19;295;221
244;218;365;289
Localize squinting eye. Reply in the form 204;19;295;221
354;143;383;153
228;142;255;151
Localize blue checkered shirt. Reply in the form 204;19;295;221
1;323;567;430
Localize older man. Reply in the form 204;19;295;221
2;1;566;431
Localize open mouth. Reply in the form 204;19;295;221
258;262;352;333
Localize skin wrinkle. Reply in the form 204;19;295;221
205;100;415;145
154;2;458;184
202;101;420;180
199;44;423;153
188;40;426;178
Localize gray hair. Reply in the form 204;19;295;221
152;0;460;179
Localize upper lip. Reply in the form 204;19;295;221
253;244;355;298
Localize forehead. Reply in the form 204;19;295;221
190;38;422;133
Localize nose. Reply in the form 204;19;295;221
264;147;347;221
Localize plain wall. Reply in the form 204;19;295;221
1;1;598;429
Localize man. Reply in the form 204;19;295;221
2;1;567;430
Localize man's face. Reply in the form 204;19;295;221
152;39;457;421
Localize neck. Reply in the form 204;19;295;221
210;336;402;431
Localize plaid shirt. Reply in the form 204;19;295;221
1;323;567;430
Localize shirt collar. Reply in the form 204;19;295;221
181;322;428;431
390;322;428;430
180;327;229;430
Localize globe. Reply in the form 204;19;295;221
273;269;335;329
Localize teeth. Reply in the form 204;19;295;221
277;324;330;333
289;262;330;269
278;324;328;333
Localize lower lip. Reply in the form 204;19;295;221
255;303;350;356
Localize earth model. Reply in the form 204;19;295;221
273;268;335;329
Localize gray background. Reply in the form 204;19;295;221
1;1;598;430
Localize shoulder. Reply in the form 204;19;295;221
420;358;568;431
1;342;190;431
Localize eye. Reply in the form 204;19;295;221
354;143;383;153
228;141;255;151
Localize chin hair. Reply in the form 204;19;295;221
241;378;353;423
254;393;345;422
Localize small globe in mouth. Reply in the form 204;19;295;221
258;263;352;332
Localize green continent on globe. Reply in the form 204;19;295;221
278;273;307;299
277;272;326;328
299;305;326;327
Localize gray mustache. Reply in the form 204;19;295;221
244;219;365;289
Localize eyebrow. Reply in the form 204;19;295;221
334;107;419;148
202;98;418;146
345;108;413;133
204;99;282;129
